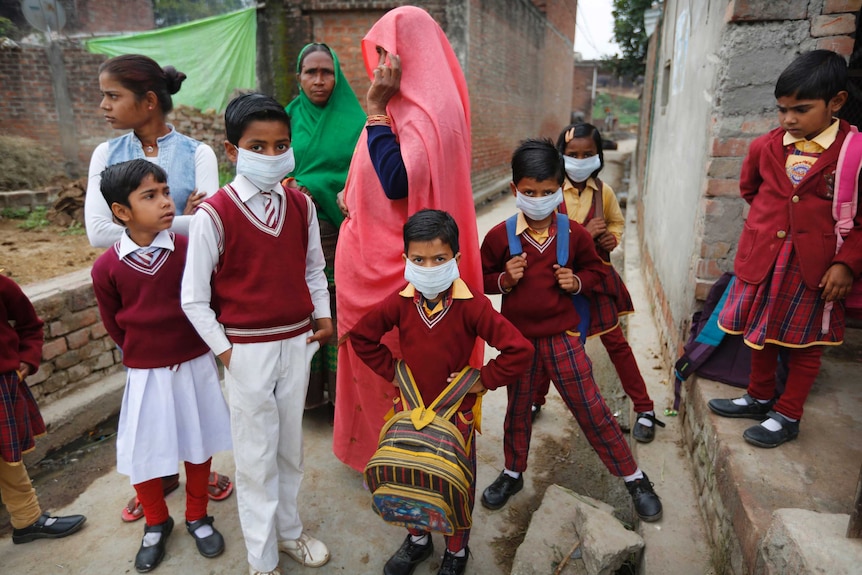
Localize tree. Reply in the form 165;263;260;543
153;0;252;28
609;0;655;79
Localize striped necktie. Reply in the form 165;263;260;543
261;191;277;227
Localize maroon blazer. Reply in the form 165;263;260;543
734;119;862;289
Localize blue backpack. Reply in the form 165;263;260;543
505;213;591;343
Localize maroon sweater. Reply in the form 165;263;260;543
0;275;43;374
199;184;313;343
91;234;210;369
481;217;607;339
350;283;533;412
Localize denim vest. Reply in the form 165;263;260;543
106;125;201;213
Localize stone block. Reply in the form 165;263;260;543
700;240;731;259
695;279;716;301
824;0;862;15
705;178;740;198
42;370;69;394
726;0;807;22
760;509;862;574
66;362;93;383
89;321;108;340
25;363;51;385
65;327;91;350
711;137;751;158
817;35;855;56
811;14;856;37
90;351;115;371
49;308;99;337
41;337;68;360
707;157;743;179
696;258;723;279
67;287;97;311
33;294;67;322
54;349;81;370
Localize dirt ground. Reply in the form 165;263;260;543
0;218;103;286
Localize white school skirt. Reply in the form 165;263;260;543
116;352;233;485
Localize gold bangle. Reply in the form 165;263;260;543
367;114;391;126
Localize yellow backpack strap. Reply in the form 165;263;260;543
429;366;482;422
393;361;481;431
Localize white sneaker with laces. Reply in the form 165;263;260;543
279;532;330;567
248;566;281;575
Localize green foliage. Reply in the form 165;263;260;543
0;16;19;39
61;221;87;236
18;207;49;230
1;207;30;219
218;162;235;187
153;0;253;27
592;92;640;127
610;0;655;78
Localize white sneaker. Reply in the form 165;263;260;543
279;532;330;567
248;566;281;575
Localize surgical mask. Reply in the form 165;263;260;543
515;188;563;220
404;258;460;301
236;147;295;190
563;155;601;183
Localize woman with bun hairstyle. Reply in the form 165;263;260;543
83;54;233;523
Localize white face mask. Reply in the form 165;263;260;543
563;155;601;183
403;258;460;301
236;147;295;190
515;188;563;221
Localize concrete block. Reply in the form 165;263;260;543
817;35;855;56
760;509;862;575
811;14;856;37
824;0;862;15
511;485;641;575
726;0;807;22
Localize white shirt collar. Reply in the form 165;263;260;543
118;229;175;259
231;174;285;203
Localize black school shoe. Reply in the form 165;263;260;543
531;403;542;422
186;515;225;558
743;411;800;448
12;512;87;544
438;547;470;575
135;516;174;573
632;412;666;443
708;393;775;420
481;471;523;510
625;473;662;522
384;534;434;575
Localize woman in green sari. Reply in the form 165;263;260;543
285;43;365;408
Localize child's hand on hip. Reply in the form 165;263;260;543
820;263;854;302
446;372;486;394
503;254;527;288
585;217;607;238
308;318;334;344
553;265;580;293
218;348;232;370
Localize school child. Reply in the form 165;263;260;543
530;123;664;443
708;50;862;447
90;160;232;572
480;139;663;522
0;274;87;545
181;93;333;575
350;209;533;575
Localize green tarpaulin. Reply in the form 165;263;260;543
86;8;256;112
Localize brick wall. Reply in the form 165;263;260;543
22;270;123;404
571;62;595;122
62;0;155;33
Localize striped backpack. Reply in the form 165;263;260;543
364;360;480;535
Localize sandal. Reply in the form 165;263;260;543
121;475;181;522
208;471;234;501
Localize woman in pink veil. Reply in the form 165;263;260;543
333;6;483;472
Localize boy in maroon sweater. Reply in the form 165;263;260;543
0;274;86;544
351;209;533;575
480;139;662;522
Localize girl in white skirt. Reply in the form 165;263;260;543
91;160;232;573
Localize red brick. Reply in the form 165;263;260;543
816;35;855;56
824;0;862;15
705;178;741;198
711;138;751;158
696;258;723;279
707;158;743;179
66;327;91;350
740;117;775;135
700;241;732;259
811;14;856;37
726;0;807;22
695;279;717;301
41;338;67;361
90;322;108;340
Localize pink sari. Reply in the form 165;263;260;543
333;6;483;471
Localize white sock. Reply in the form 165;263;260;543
761;414;796;432
637;411;655;427
732;396;770;406
623;469;644;483
451;548;466;557
142;531;162;547
190;523;214;539
503;469;521;479
410;533;430;545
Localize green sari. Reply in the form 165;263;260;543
284;44;366;227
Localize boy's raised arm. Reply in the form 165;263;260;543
473;299;533;390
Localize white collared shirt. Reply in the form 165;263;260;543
118;229;176;259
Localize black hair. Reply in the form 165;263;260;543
99;54;185;114
511;138;564;185
100;159;168;211
403;209;460;255
774;50;847;102
556;122;604;181
224;92;291;145
297;43;334;73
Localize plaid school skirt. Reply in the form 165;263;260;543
588;262;635;337
718;239;844;348
0;371;46;463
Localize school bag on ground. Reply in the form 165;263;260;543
505;212;591;343
364;360;480;535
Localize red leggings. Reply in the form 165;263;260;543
747;344;823;420
133;459;212;526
